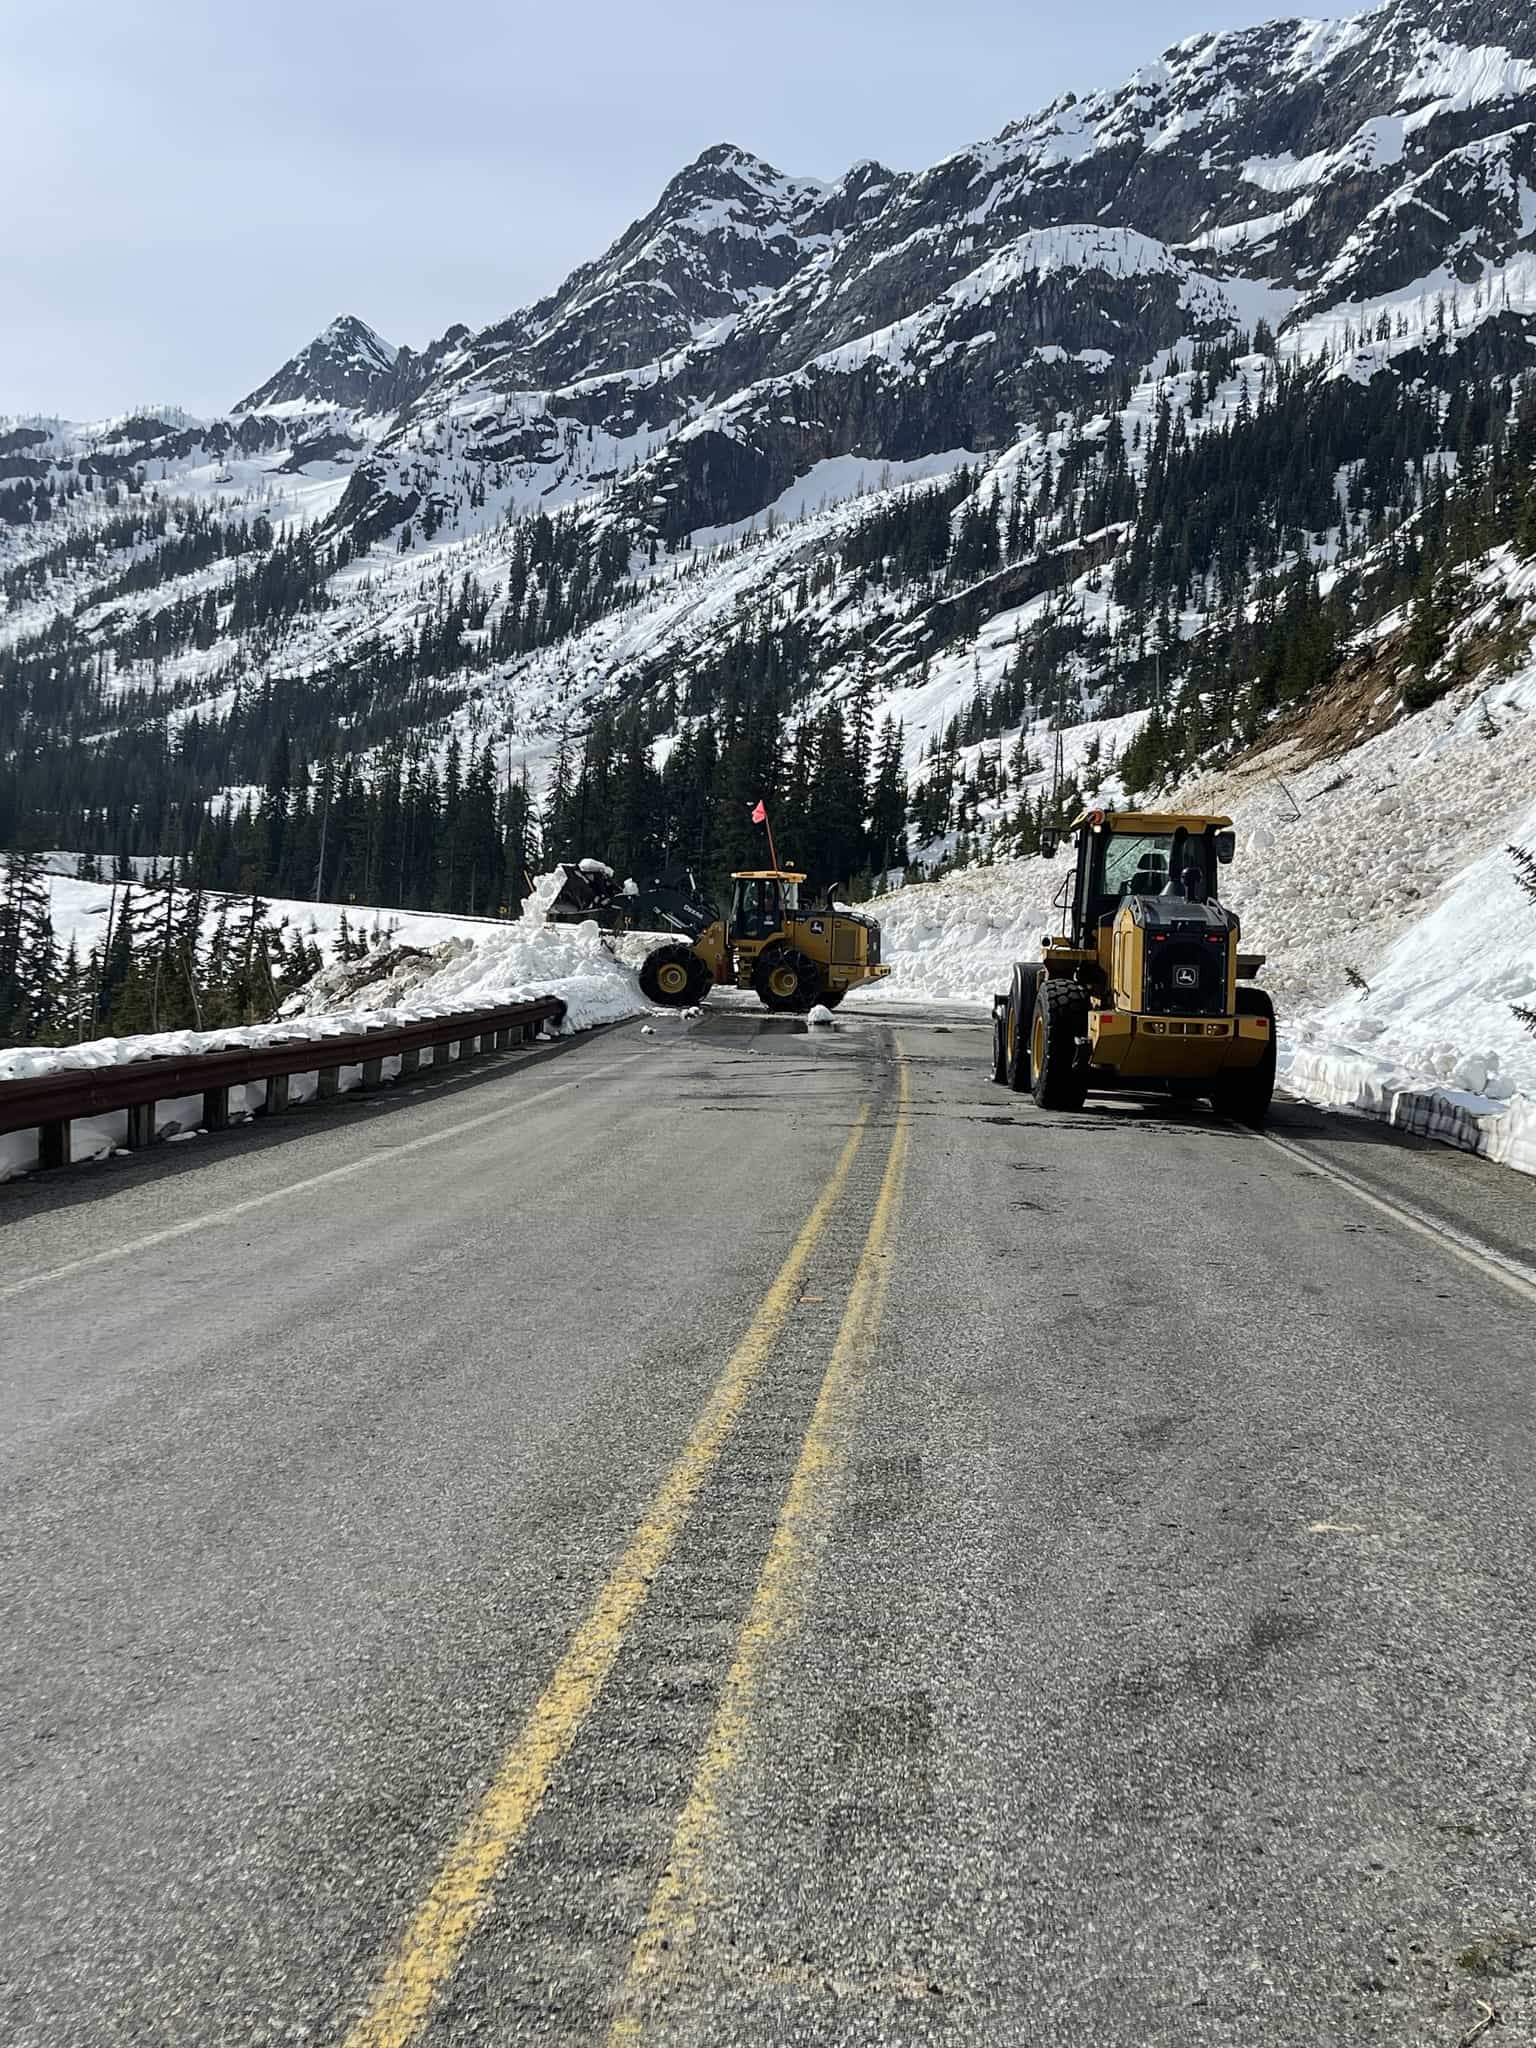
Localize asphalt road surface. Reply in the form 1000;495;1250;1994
3;1008;1534;2047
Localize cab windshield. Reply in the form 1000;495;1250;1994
1088;829;1213;927
1102;833;1174;900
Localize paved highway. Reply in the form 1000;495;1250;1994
2;1008;1534;2046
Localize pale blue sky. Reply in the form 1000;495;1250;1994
3;0;1291;419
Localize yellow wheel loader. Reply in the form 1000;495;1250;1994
990;809;1277;1126
640;869;892;1015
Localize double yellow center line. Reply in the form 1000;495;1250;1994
344;1054;912;2048
608;1057;911;2039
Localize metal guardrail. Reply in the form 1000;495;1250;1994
0;997;567;1170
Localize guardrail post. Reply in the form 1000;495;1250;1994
522;1019;539;1043
433;1041;453;1069
264;1073;290;1116
399;1049;420;1077
126;1102;156;1150
456;1034;477;1062
39;1119;71;1170
494;1027;513;1051
317;1066;340;1100
202;1087;230;1132
361;1057;384;1089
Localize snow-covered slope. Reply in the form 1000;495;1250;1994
851;630;1536;1171
6;0;1536;1125
11;0;1536;772
33;873;496;968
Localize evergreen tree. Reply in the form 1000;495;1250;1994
868;719;908;876
0;852;59;1043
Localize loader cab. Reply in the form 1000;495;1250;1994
728;870;803;945
1065;812;1235;947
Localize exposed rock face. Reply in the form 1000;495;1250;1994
290;0;1536;543
234;315;398;413
8;0;1536;838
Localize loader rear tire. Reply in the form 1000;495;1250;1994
754;946;821;1013
1212;989;1277;1130
640;944;709;1008
1006;964;1039;1093
1031;981;1089;1111
991;1007;1009;1084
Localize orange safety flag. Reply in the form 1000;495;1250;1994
751;800;768;824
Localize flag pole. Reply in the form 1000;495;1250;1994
764;809;781;875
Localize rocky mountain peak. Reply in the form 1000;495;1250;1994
235;314;398;415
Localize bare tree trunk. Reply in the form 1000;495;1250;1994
97;885;118;1035
242;898;258;1022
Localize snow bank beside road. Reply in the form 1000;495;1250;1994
1185;655;1536;1174
845;861;1059;1006
284;919;645;1031
1278;799;1536;1175
1280;1041;1536;1176
0;922;645;1180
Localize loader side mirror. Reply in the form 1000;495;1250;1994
1039;828;1060;861
1214;830;1236;865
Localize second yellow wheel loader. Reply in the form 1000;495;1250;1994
991;808;1277;1126
640;869;891;1015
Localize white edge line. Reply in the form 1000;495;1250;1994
0;1052;649;1304
1261;1128;1536;1308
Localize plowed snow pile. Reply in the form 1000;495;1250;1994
855;651;1536;1174
283;918;644;1030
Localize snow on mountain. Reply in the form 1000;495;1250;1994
16;0;1536;589
233;314;399;415
272;0;1536;564
7;0;1536;1153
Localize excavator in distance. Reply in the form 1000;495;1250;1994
992;808;1277;1126
640;869;891;1014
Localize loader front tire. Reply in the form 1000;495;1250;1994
640;944;709;1008
1031;981;1089;1111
